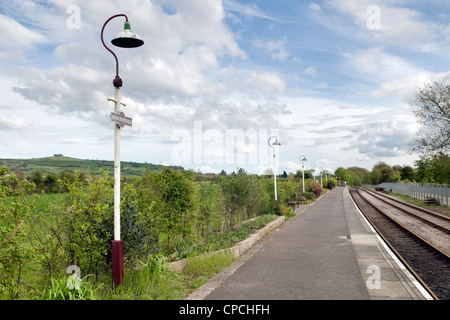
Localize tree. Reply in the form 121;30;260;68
219;168;252;231
197;183;221;236
152;168;196;253
371;161;395;184
347;167;370;186
410;82;450;154
414;152;450;184
400;165;415;181
29;170;44;192
43;173;59;193
334;167;353;186
431;152;450;184
414;156;435;183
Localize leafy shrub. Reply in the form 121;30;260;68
0;166;37;299
280;204;295;218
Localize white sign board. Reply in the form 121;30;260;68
110;111;132;128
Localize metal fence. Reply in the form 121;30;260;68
366;183;449;207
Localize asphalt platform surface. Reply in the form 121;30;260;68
187;187;431;300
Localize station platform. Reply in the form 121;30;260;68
188;187;433;300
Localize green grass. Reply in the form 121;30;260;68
0;192;60;217
182;251;236;293
93;251;236;300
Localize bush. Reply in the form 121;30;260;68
60;172;113;278
327;178;337;189
280;204;295;218
0;166;38;299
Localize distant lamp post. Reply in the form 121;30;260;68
268;136;281;201
101;14;143;289
311;163;317;182
299;155;307;193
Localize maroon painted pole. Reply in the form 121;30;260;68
112;240;124;288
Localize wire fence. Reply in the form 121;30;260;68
363;183;449;207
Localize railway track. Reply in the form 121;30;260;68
349;188;450;300
364;188;450;235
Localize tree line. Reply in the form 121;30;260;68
334;151;450;186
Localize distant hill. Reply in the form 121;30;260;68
0;156;183;177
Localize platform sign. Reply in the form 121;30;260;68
110;111;132;128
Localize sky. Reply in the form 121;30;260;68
0;0;449;175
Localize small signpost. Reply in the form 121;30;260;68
110;111;132;128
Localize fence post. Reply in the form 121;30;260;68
445;185;448;207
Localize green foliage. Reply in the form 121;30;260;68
183;251;236;283
414;152;450;184
245;175;271;218
119;185;160;264
40;275;101;300
219;168;252;230
334;167;353;186
280;204;296;218
327;178;337;189
60;172;113;277
112;255;185;300
147;168;197;253
0;166;38;299
276;178;298;203
196;182;222;236
141;253;170;280
334;166;371;186
172;214;278;260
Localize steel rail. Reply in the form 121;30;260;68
363;188;450;235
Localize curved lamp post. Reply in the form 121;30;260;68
299;155;307;193
101;14;143;289
311;163;317;182
268;136;281;201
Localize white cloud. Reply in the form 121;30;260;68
223;0;279;22
309;3;322;12
0;13;47;49
304;66;317;76
252;36;290;61
324;0;447;51
0;114;30;131
343;120;415;158
345;47;421;83
7;1;250;120
243;71;287;97
368;70;450;102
